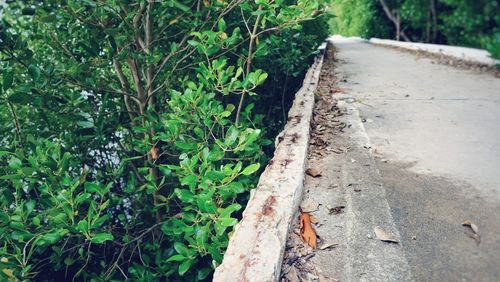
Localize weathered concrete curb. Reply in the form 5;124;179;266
369;37;500;66
213;50;325;282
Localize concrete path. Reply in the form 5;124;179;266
330;37;500;281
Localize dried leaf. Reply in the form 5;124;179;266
463;220;481;245
374;226;399;243
326;205;345;215
319;242;338;250
150;146;159;160
2;268;14;278
301;198;319;213
300;212;317;249
462;220;479;234
306;168;322;177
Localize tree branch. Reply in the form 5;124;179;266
235;5;263;126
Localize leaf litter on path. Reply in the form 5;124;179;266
306;167;322;177
300;211;317;249
462;220;481;245
374;226;399;243
319;242;339;250
326;205;345;215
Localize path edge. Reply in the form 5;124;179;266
369;37;499;66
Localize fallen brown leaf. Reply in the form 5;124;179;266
462;220;479;234
300;212;317;249
463;220;481;245
306;168;322;177
326;205;345;215
374;226;399;243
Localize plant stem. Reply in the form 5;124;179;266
235;5;263;127
7;102;22;146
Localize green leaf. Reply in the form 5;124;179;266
92;214;109;229
218;18;226;31
220;203;242;218
84;182;101;194
40;230;67;245
257;72;268;85
178;259;193;276
0;174;23;180
25;200;36;215
224;126;239;146
40;14;57;23
3;71;13;90
197;194;217;214
174;188;195;203
166;254;186;262
76;121;94;128
175;141;197;151
91;233;114;244
32;217;41;226
8;156;22;169
8;92;31;104
174;242;189;256
214;217;238;236
27;65;41;81
77;220;89;235
197;267;212;280
208;147;224;161
11;231;34;242
75;193;91;205
241;163;260;175
171;0;190;12
0;151;11;157
208;246;223;263
195;229;208;249
180;175;197;190
64;257;75;266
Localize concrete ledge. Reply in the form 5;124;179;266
369;37;500;66
213;54;325;282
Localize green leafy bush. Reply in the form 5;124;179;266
0;0;328;280
329;0;499;59
329;0;391;39
440;0;500;58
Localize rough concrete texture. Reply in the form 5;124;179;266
329;37;500;281
213;54;324;282
281;43;412;282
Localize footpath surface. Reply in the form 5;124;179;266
281;38;500;281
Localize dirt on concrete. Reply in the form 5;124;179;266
281;43;413;282
371;43;500;78
281;43;345;282
281;37;500;282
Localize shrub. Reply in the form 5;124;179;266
0;0;328;280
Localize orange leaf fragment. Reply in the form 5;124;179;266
150;146;159;160
300;211;317;249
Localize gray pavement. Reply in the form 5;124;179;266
331;37;500;281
